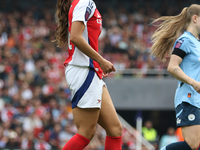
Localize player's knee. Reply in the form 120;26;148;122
85;128;96;140
77;125;96;140
188;143;199;150
113;122;123;136
117;123;123;136
186;138;200;150
107;122;122;137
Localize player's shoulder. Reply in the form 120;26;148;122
177;33;190;41
176;33;192;45
178;32;196;44
174;32;196;51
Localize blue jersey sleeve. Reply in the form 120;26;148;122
174;37;191;54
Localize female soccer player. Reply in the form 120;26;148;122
54;0;122;150
151;4;200;150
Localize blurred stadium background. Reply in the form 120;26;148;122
0;0;198;149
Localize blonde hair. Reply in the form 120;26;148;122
151;4;200;60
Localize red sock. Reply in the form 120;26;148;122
62;133;90;150
105;136;122;150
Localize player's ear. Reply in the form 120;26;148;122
192;15;198;23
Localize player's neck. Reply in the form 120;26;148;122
186;27;199;40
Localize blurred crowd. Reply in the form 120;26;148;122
0;0;190;149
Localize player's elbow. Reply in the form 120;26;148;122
70;35;77;44
167;65;173;74
70;34;80;45
167;64;178;74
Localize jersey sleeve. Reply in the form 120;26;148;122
172;48;186;59
173;37;191;54
72;0;96;26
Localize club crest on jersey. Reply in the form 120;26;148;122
188;114;195;121
175;39;184;48
85;7;91;21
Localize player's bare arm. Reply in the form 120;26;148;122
70;21;115;74
167;54;195;85
168;54;200;92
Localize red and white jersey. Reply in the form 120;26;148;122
34;142;51;150
64;0;103;79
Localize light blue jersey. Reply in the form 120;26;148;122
174;31;200;108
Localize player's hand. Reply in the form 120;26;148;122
102;73;108;78
98;58;116;75
191;81;200;93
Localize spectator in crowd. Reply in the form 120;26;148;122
49;123;61;149
4;130;19;149
159;127;179;149
21;132;34;150
34;132;51;150
58;124;74;149
142;120;159;148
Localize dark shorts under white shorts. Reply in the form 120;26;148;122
175;102;200;127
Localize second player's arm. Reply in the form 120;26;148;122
167;54;200;93
70;21;115;74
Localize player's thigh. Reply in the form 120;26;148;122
182;125;200;149
97;86;122;137
73;107;100;139
176;102;200;149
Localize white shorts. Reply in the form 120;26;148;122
65;65;106;109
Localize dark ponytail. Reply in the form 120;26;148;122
54;0;72;47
